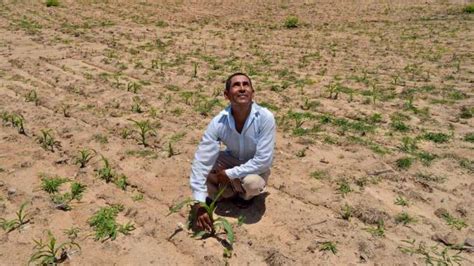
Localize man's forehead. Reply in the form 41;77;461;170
230;75;250;84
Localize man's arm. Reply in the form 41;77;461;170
225;112;276;179
189;118;221;202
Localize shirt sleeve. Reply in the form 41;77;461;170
189;118;221;202
225;112;276;179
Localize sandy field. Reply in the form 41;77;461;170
0;0;473;265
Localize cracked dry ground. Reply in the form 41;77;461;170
0;0;473;265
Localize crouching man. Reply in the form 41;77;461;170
189;72;276;231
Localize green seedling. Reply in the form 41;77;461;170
441;212;468;230
340;204;352;220
167;187;235;255
70;182;86;201
129;119;156;147
464;133;474;143
88;205;134;241
41;175;68;194
394;196;409;207
132;193;144;202
63;227;80;241
295;147;308;157
127;81;141;93
37;129;60;152
396;157;414;170
0;202;30;232
398;239;464;265
29;230;80;265
399;136;418;153
395;211;417;225
25;89;39;105
114;174;128;191
422;132;450;143
74;148;95;168
60;104;70;117
364;220;385;237
11;113;26;134
284;16;299;28
167;142;179;158
319;241;338;254
337;180;352;197
46;0;60;7
97;156;114;183
310;170;329;180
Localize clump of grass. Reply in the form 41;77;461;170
310;170;329;180
74;148;95;168
337;180;352;197
284;16;299;28
340;204;352;220
364;220;385;237
416;151;437;166
390;120;410;132
422;132;450;143
463;3;474;13
45;0;60;7
97;156;114;183
29;230;80;265
319;241;337;254
37;129;60;152
396;157;414;170
395;211;417;225
41;175;68;194
398;239;464;265
464;133;474;143
441;212;467;230
394;196;409;207
88;205;135;241
25;89;39;105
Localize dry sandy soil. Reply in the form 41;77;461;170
0;0;473;265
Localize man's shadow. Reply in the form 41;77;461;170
214;192;268;224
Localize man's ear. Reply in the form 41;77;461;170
224;90;229;100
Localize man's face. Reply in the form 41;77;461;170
224;75;254;107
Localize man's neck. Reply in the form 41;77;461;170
231;103;252;121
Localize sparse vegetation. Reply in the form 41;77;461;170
0;202;30;232
29;230;80;265
88;205;135;241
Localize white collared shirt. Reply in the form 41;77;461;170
189;102;276;202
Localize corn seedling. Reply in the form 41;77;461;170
63;227;80;241
70;182;86;201
88;205;134;241
129;119;156;147
441;212;467;230
310;170;329;180
394;196;409;207
398;239;464;265
167;187;235;255
127;81;141;93
97;156;114;183
395;211;417;225
114;174;128;191
364;220;385;237
74;148;95;168
46;0;60;7
41;175;68;194
319;241;338;254
340;204;352;220
167;142;179;158
60;104;70;117
11;113;26;134
25;89;39;105
0;202;30;232
337;180;352;197
132;193;144;202
29;230;80;265
37;129;60;152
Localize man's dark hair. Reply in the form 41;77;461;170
225;72;253;91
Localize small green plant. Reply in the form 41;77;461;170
398;239;464;265
29;230;80;265
394;196;409;207
295;147;308;157
319;241;338;254
310;170;328;180
167;142;179;158
97;156;114;183
115;174;128;191
88;205;134;241
337;180;352;197
391;120;410;132
399;137;418;153
37;129;60;152
45;0;60;7
11;113;26;134
126;81;142;93
129;119;156;147
0;202;30;232
416;151;437;166
396;157;414;170
167;187;234;256
41;175;68;194
284;16;299;28
422;132;450;143
63;227;80;241
340;204;352;220
70;182;86;201
74;148;95;168
463;133;474;143
463;3;474;13
25;89;39;105
132;193;144;202
395;211;417;225
364;220;385;237
441;212;467;230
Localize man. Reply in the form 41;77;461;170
189;72;276;231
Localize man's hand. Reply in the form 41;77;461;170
215;169;230;185
193;203;213;232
